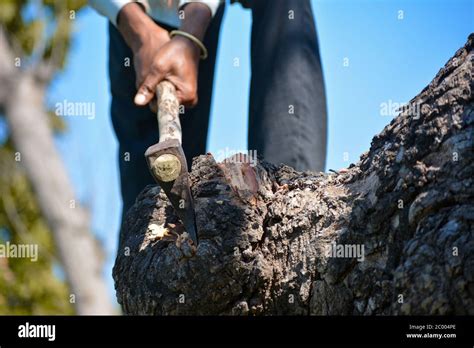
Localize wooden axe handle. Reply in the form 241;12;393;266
157;81;182;144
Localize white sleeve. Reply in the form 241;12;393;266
178;0;223;18
89;0;150;26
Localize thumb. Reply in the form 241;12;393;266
134;72;163;106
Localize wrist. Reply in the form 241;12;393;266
118;3;166;53
171;35;201;61
179;3;212;42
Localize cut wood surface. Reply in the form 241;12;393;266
114;35;473;315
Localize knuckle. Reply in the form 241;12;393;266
189;86;197;99
183;84;197;100
140;84;153;95
152;60;165;74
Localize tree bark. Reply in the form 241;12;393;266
0;29;115;315
114;35;474;315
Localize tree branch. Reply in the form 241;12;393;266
114;35;474;315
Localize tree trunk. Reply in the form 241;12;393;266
0;30;115;315
114;35;474;315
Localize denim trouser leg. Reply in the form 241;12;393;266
108;7;225;245
248;0;327;172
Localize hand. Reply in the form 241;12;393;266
132;27;171;106
134;36;201;109
117;3;171;112
133;2;212;110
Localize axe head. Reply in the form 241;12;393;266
145;139;198;245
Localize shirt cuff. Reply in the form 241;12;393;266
179;0;222;18
89;0;149;26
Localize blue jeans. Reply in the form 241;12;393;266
108;0;327;233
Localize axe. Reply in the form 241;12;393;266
144;81;198;245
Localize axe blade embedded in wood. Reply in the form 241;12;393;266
144;81;198;245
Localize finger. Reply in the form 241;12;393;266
134;72;163;106
174;87;198;108
134;85;153;106
149;96;158;114
179;95;198;109
187;95;198;108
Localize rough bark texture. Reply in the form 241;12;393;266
0;29;114;315
114;35;474;315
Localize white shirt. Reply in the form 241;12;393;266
89;0;223;27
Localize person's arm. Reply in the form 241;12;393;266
89;0;223;26
179;0;222;18
89;0;137;26
89;0;220;108
134;2;213;108
113;3;172;112
117;3;169;53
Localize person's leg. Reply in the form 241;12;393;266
181;5;225;170
108;22;157;227
108;6;225;244
248;0;327;172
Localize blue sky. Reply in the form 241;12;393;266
43;0;473;303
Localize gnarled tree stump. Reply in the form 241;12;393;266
113;35;473;315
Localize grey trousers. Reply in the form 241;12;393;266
108;0;327;223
